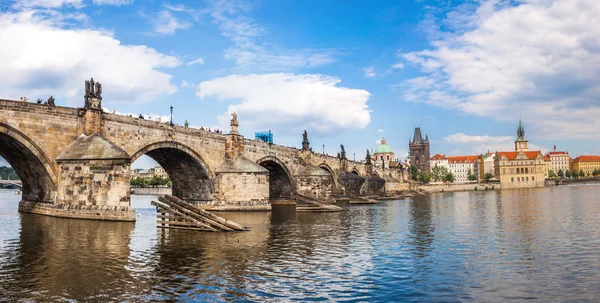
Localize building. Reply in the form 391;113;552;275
372;138;395;168
409;127;430;172
131;165;168;179
543;155;551;178
494;119;545;189
572;155;600;177
429;154;478;183
430;154;448;170
547;146;570;175
477;152;496;180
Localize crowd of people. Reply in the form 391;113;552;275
20;96;56;107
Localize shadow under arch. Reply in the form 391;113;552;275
350;168;361;176
257;156;294;200
130;141;214;201
318;163;338;190
0;123;57;203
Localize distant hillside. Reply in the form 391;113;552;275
0;166;19;180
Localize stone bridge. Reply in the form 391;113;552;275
0;87;405;221
0;180;22;188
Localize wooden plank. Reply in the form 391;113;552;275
163;196;246;231
156;220;210;228
152;201;218;231
157;225;212;232
159;196;236;231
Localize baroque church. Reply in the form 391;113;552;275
409;127;430;172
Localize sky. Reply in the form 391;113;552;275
1;0;599;169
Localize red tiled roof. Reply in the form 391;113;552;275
497;151;542;160
447;155;480;163
430;154;447;160
543;155;551;161
548;151;568;155
573;155;600;162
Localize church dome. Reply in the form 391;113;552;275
374;138;393;154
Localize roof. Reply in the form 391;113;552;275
543;155;551;161
430;154;447;160
374;138;393;154
56;133;129;161
573;155;600;163
496;151;542;160
548;151;568;155
447;155;479;163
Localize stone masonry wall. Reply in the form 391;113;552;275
57;159;131;207
212;172;270;209
295;175;334;201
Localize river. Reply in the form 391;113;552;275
1;185;600;302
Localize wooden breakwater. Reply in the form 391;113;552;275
294;193;345;212
151;195;247;232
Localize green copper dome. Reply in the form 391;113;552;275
374;138;393;154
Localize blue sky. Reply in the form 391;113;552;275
1;0;599;169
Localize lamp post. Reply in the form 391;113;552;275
354;153;355;161
169;105;174;127
322;144;325;155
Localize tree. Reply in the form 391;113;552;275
443;172;455;183
557;169;564;178
547;169;557;179
593;169;600;176
410;164;419;181
565;169;571;179
467;169;477;181
484;172;493;182
418;171;431;184
579;169;585;178
431;165;443;182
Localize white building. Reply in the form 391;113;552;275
430;154;479;183
547;148;569;174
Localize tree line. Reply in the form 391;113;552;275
130;176;172;187
0;166;19;180
548;168;600;179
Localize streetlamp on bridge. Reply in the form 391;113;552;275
169;105;174;127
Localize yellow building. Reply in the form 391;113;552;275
572;156;600;177
494;119;546;189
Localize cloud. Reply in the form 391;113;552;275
187;57;205;65
180;80;193;89
209;1;339;71
392;63;404;69
401;0;600;139
362;67;376;78
0;9;180;104
12;0;82;9
445;133;547;154
377;129;384;133
92;0;133;5
196;73;371;136
151;10;191;35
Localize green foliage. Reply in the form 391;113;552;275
0;166;19;180
557;169;564;178
565;169;571;179
593;169;600;176
431;165;448;182
548;169;557;179
410;164;419;181
579;169;585;177
467;169;477;181
130;176;171;187
417;171;431;184
443;172;455;183
484;172;493;181
474;186;478;191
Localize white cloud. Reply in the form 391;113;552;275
445;133;547;154
93;0;133;5
401;0;600;139
377;129;384;133
196;73;371;136
392;63;404;69
209;1;338;71
0;10;180;104
13;0;82;9
187;57;205;65
362;67;376;78
151;10;191;35
180;80;193;89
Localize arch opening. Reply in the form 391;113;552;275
0;133;56;203
259;160;293;201
132;145;214;202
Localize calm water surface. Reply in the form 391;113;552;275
1;185;600;302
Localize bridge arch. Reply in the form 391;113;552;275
131;141;214;201
0;123;57;202
257;156;294;201
318;163;338;189
350;167;362;176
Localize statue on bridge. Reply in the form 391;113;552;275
302;130;310;151
229;111;240;135
340;144;347;160
84;78;102;110
365;149;372;164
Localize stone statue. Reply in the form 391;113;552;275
301;130;310;151
365;149;372;164
340;144;346;159
89;78;95;96
231;112;238;124
95;82;102;98
47;96;55;107
302;130;308;143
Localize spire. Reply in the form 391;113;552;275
425;134;429;141
413;127;423;144
516;118;526;141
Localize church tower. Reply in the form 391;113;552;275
409;127;430;171
514;119;529;152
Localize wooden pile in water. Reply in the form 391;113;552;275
294;193;345;212
151;195;247;232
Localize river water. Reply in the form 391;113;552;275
1;185;600;302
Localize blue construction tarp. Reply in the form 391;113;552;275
255;131;273;144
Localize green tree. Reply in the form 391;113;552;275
579;169;585;178
410;164;419;181
484;172;493;182
467;169;477;181
431;165;443;182
565;169;571;179
557;169;564;178
418;171;432;184
443;172;455;183
593;169;600;176
548;169;557;179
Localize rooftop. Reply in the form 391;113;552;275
573;155;600;162
497;151;542;160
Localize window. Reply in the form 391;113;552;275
386;155;390;161
526;177;529;181
532;176;535;181
511;177;514;182
517;177;520;182
525;168;529;174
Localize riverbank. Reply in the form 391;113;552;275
418;183;500;193
131;187;172;195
